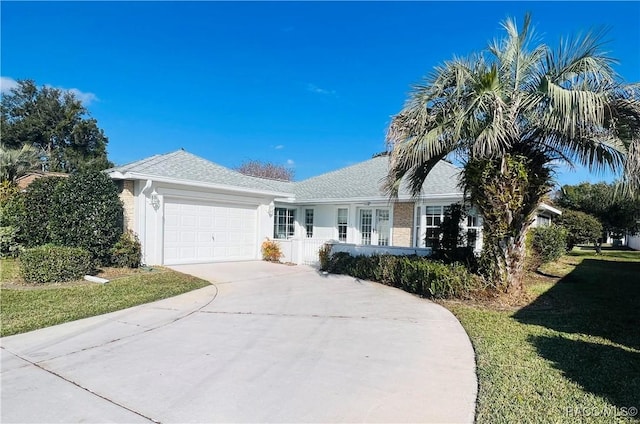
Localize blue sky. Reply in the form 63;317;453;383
2;1;639;187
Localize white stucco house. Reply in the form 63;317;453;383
108;150;560;266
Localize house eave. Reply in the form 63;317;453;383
108;171;294;198
275;192;465;205
538;203;562;216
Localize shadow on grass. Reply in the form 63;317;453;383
528;335;640;409
515;259;640;350
514;256;640;408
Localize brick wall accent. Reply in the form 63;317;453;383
118;180;135;231
392;202;414;247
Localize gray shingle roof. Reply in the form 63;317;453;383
108;150;462;201
107;150;294;195
293;155;462;201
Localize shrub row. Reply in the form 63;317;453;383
20;245;94;284
324;251;485;299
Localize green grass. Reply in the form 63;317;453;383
443;247;640;423
1;268;210;337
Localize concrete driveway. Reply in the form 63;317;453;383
1;261;476;423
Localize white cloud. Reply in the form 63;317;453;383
274;144;285;150
67;87;98;105
306;83;336;96
0;76;19;94
286;159;295;166
1;76;98;105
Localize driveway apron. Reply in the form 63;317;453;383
1;261;477;423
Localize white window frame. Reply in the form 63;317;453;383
304;208;314;238
274;207;296;239
424;205;444;248
337;208;348;242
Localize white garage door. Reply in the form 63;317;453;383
163;198;258;265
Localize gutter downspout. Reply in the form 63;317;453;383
139;180;153;265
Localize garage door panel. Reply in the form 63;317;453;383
163;199;257;265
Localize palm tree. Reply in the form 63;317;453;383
385;14;640;293
0;143;42;184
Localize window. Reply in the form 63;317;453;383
337;208;348;242
414;206;422;247
274;208;296;239
424;206;443;248
467;229;478;249
305;209;314;238
425;206;442;227
466;209;482;249
467;215;479;228
537;215;551;227
360;209;373;245
376;209;390;246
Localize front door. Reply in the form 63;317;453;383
359;208;390;246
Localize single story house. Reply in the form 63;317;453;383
107;150;560;266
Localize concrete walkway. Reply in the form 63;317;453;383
1;261;477;423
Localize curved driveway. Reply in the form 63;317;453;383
1;261;476;423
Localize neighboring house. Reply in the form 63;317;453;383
532;203;562;228
16;171;68;189
107;150;560;266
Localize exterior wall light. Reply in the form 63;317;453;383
150;190;160;211
268;201;275;217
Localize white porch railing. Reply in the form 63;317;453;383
277;238;333;265
277;238;433;266
329;243;432;258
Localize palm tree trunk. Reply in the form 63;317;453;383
503;232;527;294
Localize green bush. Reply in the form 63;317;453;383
0;183;25;229
110;230;142;268
326;253;484;299
0;226;22;258
530;225;568;265
318;243;332;271
261;238;283;262
20;177;65;247
558;209;603;249
20;245;94;283
49;171;123;265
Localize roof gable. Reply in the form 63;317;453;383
107;150;294;195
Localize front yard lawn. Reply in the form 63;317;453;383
443;247;640;423
1;260;210;337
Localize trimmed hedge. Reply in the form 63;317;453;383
20;245;94;283
20;177;65;247
49;171;123;265
326;252;484;299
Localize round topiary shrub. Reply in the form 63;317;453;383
530;225;568;265
49;171;123;265
20;245;94;283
